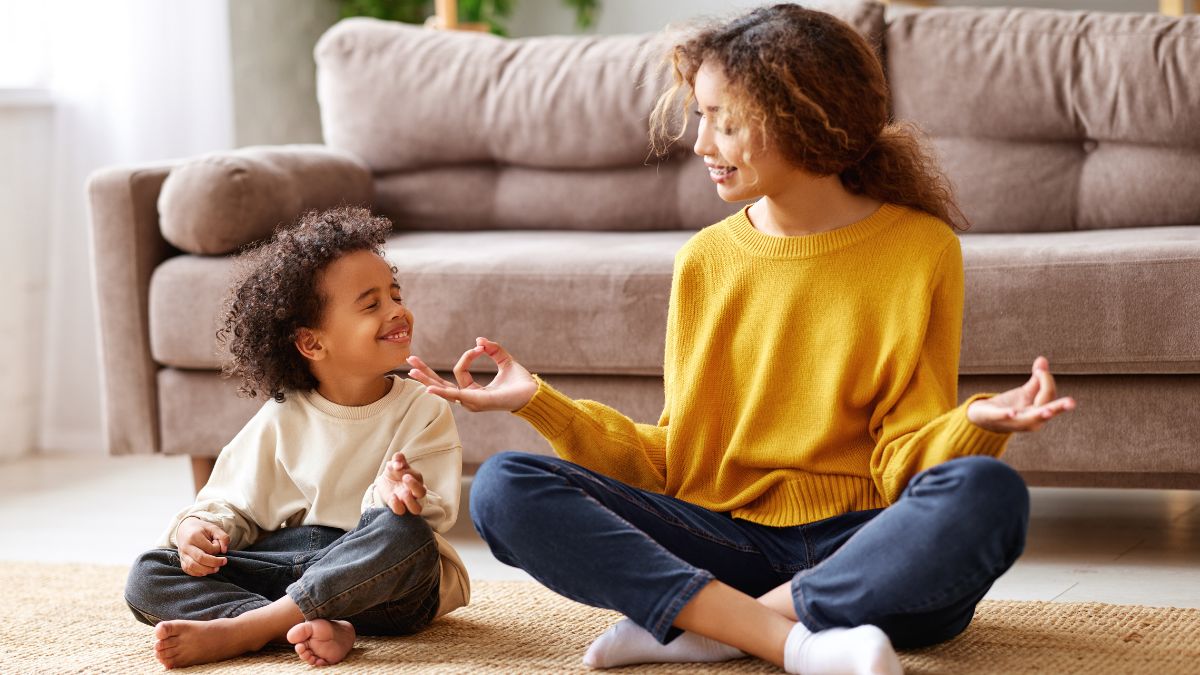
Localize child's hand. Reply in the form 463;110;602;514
967;356;1076;433
375;452;427;516
175;516;229;577
408;337;539;412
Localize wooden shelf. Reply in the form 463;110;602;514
1160;0;1198;15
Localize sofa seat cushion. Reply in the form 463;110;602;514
960;226;1200;375
149;230;690;375
381;230;690;375
149;227;1200;377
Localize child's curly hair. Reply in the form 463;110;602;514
217;206;394;402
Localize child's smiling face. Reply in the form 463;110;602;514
303;249;414;380
692;61;798;204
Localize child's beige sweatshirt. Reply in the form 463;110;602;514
158;375;469;617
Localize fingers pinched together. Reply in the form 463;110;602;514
376;452;426;516
176;517;230;577
407;337;538;412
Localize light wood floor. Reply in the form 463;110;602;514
2;452;1198;607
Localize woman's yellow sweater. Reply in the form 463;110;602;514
515;204;1011;527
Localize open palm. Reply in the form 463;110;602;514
966;356;1076;433
407;337;539;412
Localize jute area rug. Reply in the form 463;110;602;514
2;562;1198;674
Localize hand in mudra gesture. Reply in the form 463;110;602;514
967;356;1076;433
407;337;539;412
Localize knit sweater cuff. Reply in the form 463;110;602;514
949;393;1013;458
643;442;668;474
512;375;577;440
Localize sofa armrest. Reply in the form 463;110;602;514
86;161;181;455
157;145;374;255
86;146;375;456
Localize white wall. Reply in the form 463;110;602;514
25;2;234;456
0;93;52;461
507;0;1158;37
509;0;767;36
228;0;339;146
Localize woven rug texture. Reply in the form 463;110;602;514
0;562;1197;674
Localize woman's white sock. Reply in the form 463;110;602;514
582;618;745;669
783;622;903;675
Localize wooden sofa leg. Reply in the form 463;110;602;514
190;456;217;495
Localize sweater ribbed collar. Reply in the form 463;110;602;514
300;375;407;420
725;202;903;259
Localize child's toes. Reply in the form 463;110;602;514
287;621;314;645
155;647;180;668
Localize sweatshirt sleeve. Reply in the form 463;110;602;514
363;394;463;535
513;377;668;493
158;402;305;550
869;239;1012;504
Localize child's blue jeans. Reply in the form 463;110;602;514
124;508;441;636
470;452;1028;649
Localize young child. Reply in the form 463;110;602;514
407;5;1074;675
124;207;469;669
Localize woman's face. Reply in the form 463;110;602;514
692;62;798;204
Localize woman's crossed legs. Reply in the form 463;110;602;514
470;452;1028;673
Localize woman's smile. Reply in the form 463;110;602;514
706;162;738;184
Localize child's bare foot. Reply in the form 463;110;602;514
287;619;356;666
154;618;262;669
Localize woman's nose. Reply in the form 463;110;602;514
693;118;714;157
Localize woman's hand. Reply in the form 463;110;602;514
407;337;539;412
967;356;1076;433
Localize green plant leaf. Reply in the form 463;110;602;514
337;0;434;24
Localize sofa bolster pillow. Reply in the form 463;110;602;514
157;145;374;255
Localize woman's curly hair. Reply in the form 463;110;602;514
216;206;394;402
649;4;966;230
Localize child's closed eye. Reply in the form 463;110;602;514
366;297;403;311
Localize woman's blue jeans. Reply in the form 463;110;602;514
124;508;442;636
470;452;1028;649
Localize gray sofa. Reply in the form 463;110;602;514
88;1;1200;492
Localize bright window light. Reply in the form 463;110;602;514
0;2;51;89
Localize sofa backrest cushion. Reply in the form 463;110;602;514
158;145;374;255
888;8;1200;233
314;1;885;231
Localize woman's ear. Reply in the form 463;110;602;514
295;327;326;362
